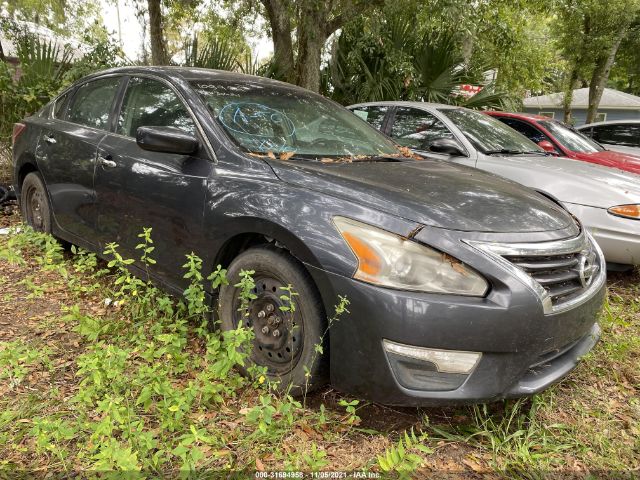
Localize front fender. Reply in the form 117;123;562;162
201;171;418;279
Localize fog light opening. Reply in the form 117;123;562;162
382;340;481;375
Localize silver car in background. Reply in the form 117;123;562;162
349;101;640;268
578;120;640;156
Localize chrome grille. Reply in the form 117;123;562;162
502;252;587;306
466;231;605;315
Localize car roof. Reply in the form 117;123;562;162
485;111;551;121
578;119;640;129
348;100;458;110
80;66;308;92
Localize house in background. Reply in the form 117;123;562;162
523;87;640;125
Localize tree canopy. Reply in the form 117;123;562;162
3;0;640;118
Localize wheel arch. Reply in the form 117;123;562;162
15;157;39;192
212;217;323;272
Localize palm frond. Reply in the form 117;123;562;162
238;52;260;76
16;37;72;88
411;32;468;102
183;36;238;71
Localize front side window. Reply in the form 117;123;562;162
117;77;196;137
391;108;455;151
351;105;388;131
539;120;603;152
591;124;640;147
68;77;122;130
440;108;542;154
498;118;550;145
191;81;400;160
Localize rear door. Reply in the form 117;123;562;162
34;76;124;243
94;76;213;289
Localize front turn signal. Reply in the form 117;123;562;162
608;204;640;220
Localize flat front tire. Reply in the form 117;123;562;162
218;245;327;395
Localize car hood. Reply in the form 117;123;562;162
267;158;575;233
570;149;640;175
477;154;640;207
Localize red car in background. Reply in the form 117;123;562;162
486;111;640;175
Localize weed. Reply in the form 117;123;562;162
0;340;52;388
377;428;431;478
429;398;573;472
338;399;361;425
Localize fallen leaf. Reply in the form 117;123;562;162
279;151;295;161
255;458;265;471
462;457;485;473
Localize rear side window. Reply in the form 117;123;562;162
53;92;70;119
591;124;640;147
391;107;455;150
68;77;122;129
117;77;195;137
351;106;388;131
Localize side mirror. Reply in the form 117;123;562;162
429;137;465;156
136;126;199;155
537;140;556;153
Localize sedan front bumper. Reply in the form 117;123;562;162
564;202;640;266
306;258;605;406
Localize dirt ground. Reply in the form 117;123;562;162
1;203;638;478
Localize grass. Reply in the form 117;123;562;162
0;208;638;477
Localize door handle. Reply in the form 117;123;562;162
44;135;56;145
99;155;116;168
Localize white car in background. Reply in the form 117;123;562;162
577;120;640;156
349;101;640;268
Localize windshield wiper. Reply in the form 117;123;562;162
485;149;549;156
314;155;402;163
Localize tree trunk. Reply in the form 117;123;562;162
147;0;168;65
260;0;379;91
563;66;579;123
587;25;628;124
0;39;5;62
563;15;592;123
295;4;327;92
261;0;295;82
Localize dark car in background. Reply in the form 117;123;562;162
486;112;640;175
578;119;640;157
12;67;605;406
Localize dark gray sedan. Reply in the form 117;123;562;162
12;67;605;405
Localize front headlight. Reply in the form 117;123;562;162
608;204;640;220
333;217;489;296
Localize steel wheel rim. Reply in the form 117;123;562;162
233;274;303;375
27;186;44;230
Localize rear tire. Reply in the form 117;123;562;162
21;172;52;233
218;245;327;396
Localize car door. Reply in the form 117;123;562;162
34;76;123;243
387;106;473;166
590;123;640;154
94;75;213;289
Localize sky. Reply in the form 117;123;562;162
100;0;273;62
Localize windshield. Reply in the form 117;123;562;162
538;120;604;153
440;108;543;154
191;80;400;159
